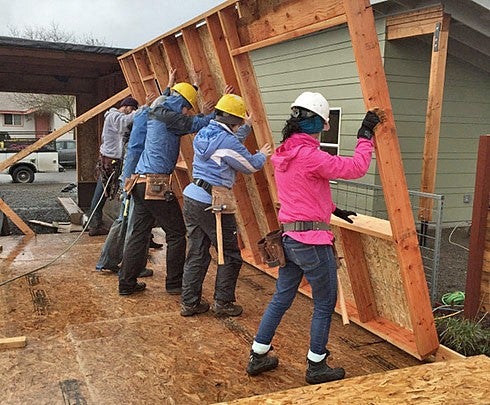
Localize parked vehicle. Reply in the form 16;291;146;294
56;139;76;168
0;134;59;183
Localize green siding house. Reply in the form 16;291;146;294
249;6;489;226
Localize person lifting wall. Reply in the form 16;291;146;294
246;91;386;385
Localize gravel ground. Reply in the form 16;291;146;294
0;169;470;301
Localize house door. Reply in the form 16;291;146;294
35;114;51;138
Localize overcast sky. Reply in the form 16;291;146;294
0;0;224;49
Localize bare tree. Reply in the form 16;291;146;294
10;93;76;124
8;21;107;46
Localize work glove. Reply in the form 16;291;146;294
357;108;386;140
333;207;357;224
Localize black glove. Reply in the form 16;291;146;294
333;207;357;224
357;110;381;140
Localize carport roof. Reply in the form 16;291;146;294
0;36;129;95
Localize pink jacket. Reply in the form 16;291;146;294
271;133;374;245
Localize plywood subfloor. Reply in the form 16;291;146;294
0;232;422;404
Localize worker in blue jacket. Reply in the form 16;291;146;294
118;82;215;296
180;94;272;317
96;68;178;274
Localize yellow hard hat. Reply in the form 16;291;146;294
215;94;246;119
171;82;198;110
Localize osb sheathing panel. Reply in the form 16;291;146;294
333;227;412;329
220;355;490;405
0;233;421;404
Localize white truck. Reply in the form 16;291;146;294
0;134;60;183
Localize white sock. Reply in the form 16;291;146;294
252;340;271;355
307;350;326;363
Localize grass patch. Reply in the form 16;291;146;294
435;314;490;356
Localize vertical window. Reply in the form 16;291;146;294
4;114;22;126
319;108;341;155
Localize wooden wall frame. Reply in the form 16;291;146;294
114;0;439;360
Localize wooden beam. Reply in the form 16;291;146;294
146;43;170;93
237;0;345;46
0;336;27;350
0;198;34;236
57;197;84;225
0;88;131;172
465;135;490;318
133;51;160;97
160;37;196;183
418;14;450;222
182;27;219;103
331;213;392;241
339;228;378;322
343;0;439;359
231;15;347;56
207;10;275;262
119;57;147;104
219;6;280;234
387;5;445;40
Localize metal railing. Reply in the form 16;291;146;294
330;179;444;304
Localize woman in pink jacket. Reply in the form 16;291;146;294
246;92;384;384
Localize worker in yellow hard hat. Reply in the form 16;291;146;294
180;91;272;317
118;69;216;296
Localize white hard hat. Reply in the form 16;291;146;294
290;92;330;123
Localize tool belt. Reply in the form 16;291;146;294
257;229;286;268
128;174;174;201
211;186;236;214
281;221;330;232
123;174;139;195
96;155;122;200
193;178;213;195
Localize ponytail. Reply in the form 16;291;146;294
281;116;302;143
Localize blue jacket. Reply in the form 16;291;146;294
183;120;266;204
121;106;150;184
135;94;214;175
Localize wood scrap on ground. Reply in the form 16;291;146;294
0;336;27;350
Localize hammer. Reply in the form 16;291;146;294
206;204;227;265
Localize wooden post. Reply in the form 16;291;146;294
343;0;439;358
464;135;490;318
419;14;451;223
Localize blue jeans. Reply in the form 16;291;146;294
96;198;135;271
87;175;107;227
254;235;338;355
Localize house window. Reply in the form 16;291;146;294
320;108;341;155
4;114;22;126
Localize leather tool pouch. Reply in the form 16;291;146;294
144;174;173;201
257;229;286;267
211;186;236;214
123;174;139;195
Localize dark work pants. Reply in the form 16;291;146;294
181;196;243;306
118;183;186;291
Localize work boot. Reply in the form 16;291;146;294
88;226;109;236
246;349;279;376
180;300;210;317
305;357;345;384
211;300;243;317
166;287;182;295
138;268;154;277
119;282;146;296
